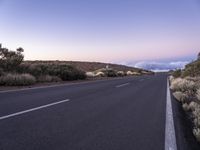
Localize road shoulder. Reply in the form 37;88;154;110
171;90;200;150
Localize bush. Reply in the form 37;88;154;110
182;103;190;111
127;71;133;75
169;75;174;82
95;71;105;77
18;63;86;81
170;78;196;93
117;71;125;77
172;69;182;78
105;70;117;77
37;75;61;82
0;73;36;86
196;89;200;102
86;72;95;78
57;65;86;81
26;64;48;77
173;91;188;102
193;128;200;142
185;76;200;82
189;102;199;111
190;101;200;142
0;68;4;76
182;60;200;77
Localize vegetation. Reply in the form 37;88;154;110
0;74;36;86
0;44;151;86
172;69;182;78
172;60;200;78
0;44;24;72
170;58;200;142
0;44;86;86
182;60;200;77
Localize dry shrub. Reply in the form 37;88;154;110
196;88;200;102
169;75;174;82
117;71;125;77
182;103;190;111
188;100;200;142
185;76;200;82
193;106;200;119
127;71;134;75
173;91;188;102
194;117;200;128
195;81;200;89
0;73;36;86
193;128;200;142
86;72;95;78
37;75;61;82
189;102;199;111
170;78;196;92
172;69;182;78
96;72;105;77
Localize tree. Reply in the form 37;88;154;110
0;44;24;72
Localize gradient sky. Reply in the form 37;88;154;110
0;0;200;64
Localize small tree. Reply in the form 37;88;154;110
0;44;24;72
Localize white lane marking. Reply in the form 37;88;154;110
0;99;70;120
165;79;177;150
116;83;130;88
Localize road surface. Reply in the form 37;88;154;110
0;75;168;150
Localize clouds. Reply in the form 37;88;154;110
134;61;189;72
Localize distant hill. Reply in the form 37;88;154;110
24;61;152;74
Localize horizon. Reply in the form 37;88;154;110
1;0;200;70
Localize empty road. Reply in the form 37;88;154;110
0;74;168;150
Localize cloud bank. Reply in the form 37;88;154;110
134;61;189;72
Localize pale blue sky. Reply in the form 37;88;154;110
0;0;200;65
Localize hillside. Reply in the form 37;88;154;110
173;60;200;77
24;60;152;74
170;57;200;143
182;60;200;77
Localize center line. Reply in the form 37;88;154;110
0;99;70;120
116;83;130;88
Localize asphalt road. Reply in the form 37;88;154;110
0;75;168;150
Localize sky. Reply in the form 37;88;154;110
0;0;200;71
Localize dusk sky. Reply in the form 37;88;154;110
0;0;200;70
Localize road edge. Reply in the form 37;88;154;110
165;78;177;150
